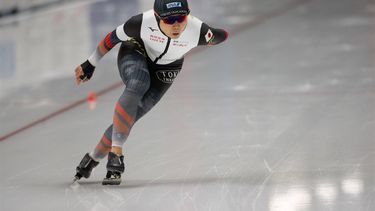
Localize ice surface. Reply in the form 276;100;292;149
1;0;375;210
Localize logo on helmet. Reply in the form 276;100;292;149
166;2;182;9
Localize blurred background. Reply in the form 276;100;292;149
0;0;375;210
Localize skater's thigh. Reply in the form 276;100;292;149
117;51;150;90
135;88;165;121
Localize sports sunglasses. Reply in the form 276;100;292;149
161;15;187;24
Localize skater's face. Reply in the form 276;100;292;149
158;14;188;39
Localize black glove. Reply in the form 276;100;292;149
79;60;95;80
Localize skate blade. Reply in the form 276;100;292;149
72;176;80;183
102;178;122;185
72;173;82;183
70;177;81;189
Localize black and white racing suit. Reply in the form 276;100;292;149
85;10;228;156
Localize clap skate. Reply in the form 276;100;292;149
102;152;125;185
73;153;99;182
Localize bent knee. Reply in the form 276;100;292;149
126;77;150;96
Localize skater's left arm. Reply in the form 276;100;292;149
198;23;228;46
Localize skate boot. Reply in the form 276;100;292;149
74;153;99;182
102;152;125;185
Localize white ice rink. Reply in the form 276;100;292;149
1;0;375;210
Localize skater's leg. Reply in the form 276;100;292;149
90;125;113;161
111;52;150;153
135;87;166;122
102;51;150;185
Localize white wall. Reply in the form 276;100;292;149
0;0;17;11
0;0;74;11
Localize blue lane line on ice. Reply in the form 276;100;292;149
0;0;313;142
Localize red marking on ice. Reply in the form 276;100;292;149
88;92;97;110
0;82;123;141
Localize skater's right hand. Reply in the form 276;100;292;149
75;60;95;85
